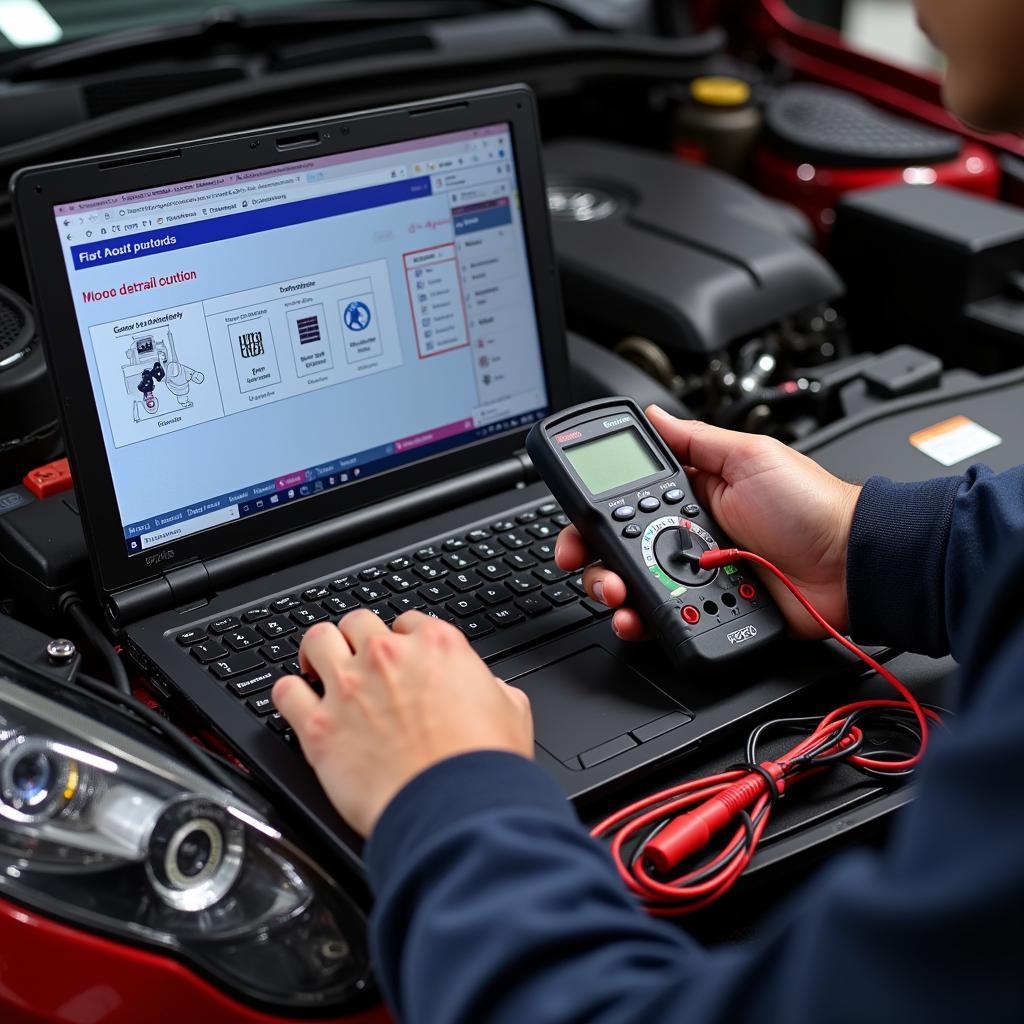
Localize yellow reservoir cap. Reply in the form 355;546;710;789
690;76;751;108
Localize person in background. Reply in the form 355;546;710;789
275;3;1024;1019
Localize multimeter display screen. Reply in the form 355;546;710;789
565;428;662;494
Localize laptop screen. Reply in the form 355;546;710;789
52;123;549;555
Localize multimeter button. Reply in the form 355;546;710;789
681;605;701;625
638;496;661;513
663;488;685;504
739;583;757;600
612;505;636;521
682;504;701;517
622;524;642;538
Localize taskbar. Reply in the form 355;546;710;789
123;407;547;555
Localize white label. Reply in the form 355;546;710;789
909;416;1002;467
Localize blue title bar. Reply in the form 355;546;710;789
71;176;433;270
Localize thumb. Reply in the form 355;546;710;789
646;406;756;477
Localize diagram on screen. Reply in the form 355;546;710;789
122;329;205;423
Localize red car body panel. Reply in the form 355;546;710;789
0;897;391;1024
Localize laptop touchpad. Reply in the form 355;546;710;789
505;646;691;768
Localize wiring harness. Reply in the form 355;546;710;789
590;548;945;917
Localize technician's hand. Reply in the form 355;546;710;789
555;405;861;640
272;610;534;837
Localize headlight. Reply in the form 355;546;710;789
0;673;371;1012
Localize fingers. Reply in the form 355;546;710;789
273;673;322;740
554;525;591;571
392;609;446;636
646;405;757;477
610;607;647;642
298;620;352;681
337;607;391;651
582;565;628;608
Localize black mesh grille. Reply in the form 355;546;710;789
0;290;28;357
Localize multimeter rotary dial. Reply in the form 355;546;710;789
642;516;719;589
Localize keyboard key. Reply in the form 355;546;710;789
473;541;501;560
291;604;328;627
367;603;397;624
527;522;556;539
499;531;530;550
258;617;295;639
415;545;441;561
388;556;413;571
329;576;358;592
421;582;454;603
531;541;557;562
490;519;514;533
447;570;482;592
543;584;577;606
282;660;303;676
505;551;536;571
534;565;568;584
190;640;226;663
354;583;388;603
176;629;207;646
443;550;476;570
267;712;290;734
538;502;559;516
227;667;277;698
466;528;490;543
478;561;510;582
302;585;330;602
414;561;447;581
421;608;453;623
478;585;511;606
246;694;276;716
443;537;467;551
390;593;426;614
208;616;239;634
582;598;613;618
570;575;588;596
507;574;540;594
488;605;525;627
223;627;260;652
359;566;387;581
473;604;593;661
242;607;271;623
209;651;266;679
516;511;537;523
260;639;295;662
447;595;483;617
458;617;494;640
323;595;358;616
516;594;551;616
384;571;416;592
271;595;301;612
553;513;571;527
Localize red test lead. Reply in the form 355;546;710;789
591;549;945;916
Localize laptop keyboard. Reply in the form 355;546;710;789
172;499;611;749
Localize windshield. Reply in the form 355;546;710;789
0;0;386;53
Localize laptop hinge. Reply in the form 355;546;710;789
108;454;534;626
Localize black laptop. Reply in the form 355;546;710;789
13;85;847;870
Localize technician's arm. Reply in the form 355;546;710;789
847;465;1024;657
367;568;1024;1023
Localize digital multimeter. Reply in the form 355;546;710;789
526;397;785;671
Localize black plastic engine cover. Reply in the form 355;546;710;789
543;139;842;356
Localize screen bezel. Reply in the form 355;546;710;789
13;86;570;598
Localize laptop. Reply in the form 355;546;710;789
13;86;848;871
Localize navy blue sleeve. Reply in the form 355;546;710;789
847;465;1024;658
367;602;1024;1024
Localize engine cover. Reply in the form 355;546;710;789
544;139;842;356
